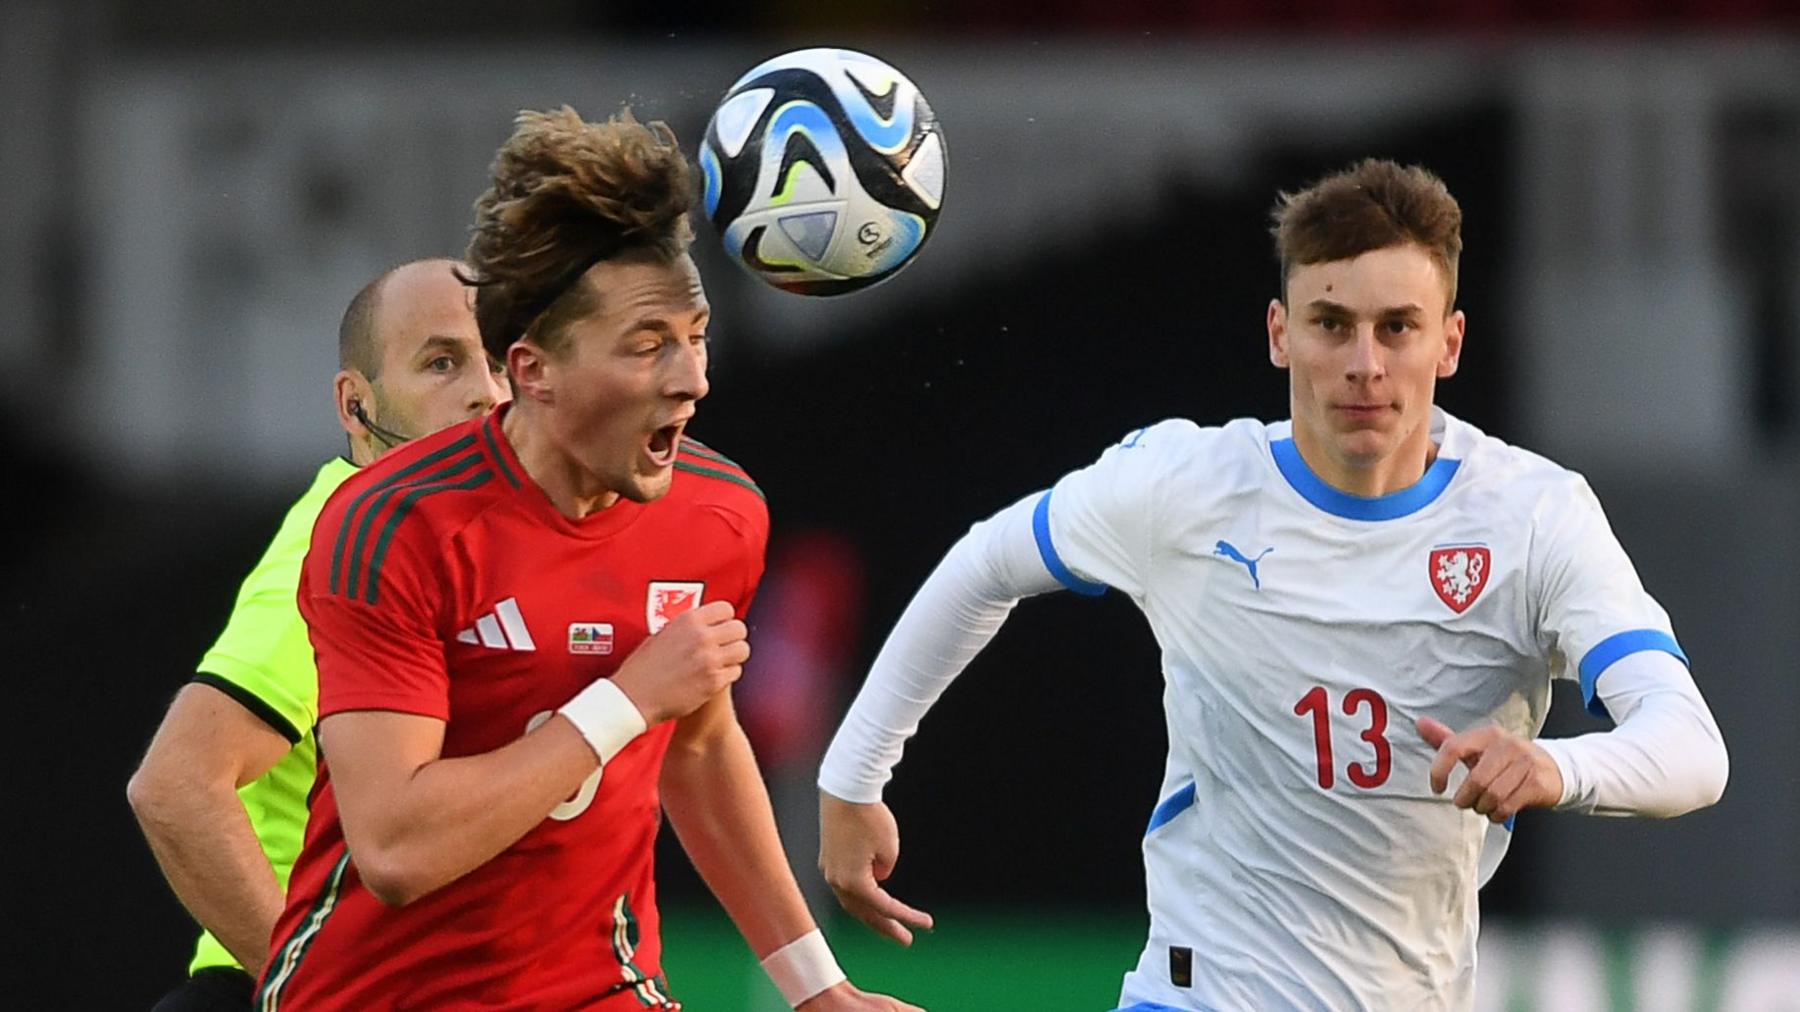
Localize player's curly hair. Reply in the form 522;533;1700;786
1270;159;1462;311
464;106;695;362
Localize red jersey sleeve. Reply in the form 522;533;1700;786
299;488;452;722
707;496;769;616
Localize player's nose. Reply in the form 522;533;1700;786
1344;324;1385;380
468;367;507;415
666;340;709;402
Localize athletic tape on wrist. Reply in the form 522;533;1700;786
558;678;647;763
760;929;846;1008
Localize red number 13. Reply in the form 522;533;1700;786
1292;686;1392;790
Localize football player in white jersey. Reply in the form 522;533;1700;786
815;160;1729;1011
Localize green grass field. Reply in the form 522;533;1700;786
659;909;1798;1011
660;905;1146;1010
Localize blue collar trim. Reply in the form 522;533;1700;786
1270;437;1460;521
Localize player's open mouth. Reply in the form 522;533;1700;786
645;422;684;467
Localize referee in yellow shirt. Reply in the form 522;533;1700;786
128;259;506;1010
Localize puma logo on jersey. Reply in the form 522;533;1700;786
1214;540;1274;589
454;597;536;651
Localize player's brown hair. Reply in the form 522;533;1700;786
464;106;695;362
1269;159;1462;311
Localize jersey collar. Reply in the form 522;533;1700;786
1269;408;1463;522
481;404;645;541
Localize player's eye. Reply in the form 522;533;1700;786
427;355;456;373
1316;317;1342;332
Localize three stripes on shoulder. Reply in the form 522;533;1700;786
329;435;763;610
676;440;763;501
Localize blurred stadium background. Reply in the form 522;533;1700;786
4;2;1796;1009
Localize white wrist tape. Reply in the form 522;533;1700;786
760;929;846;1008
558;678;647;764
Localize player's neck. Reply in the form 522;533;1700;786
502;403;622;519
1290;416;1438;499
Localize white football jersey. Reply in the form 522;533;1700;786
1039;408;1686;1011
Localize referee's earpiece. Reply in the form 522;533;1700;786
349;398;415;449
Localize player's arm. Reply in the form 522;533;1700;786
321;602;744;907
128;682;292;975
661;693;919;1011
1422;479;1727;822
817;491;1067;943
819;421;1179;945
1420;651;1726;821
1534;649;1726;816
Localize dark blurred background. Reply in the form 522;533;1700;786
4;2;1797;1009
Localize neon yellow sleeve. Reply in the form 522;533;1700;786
196;458;357;738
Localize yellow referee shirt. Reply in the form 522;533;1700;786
187;458;355;974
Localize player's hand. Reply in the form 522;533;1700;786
611;601;748;725
1418;717;1564;823
819;793;934;946
796;981;925;1011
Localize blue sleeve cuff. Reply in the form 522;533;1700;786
1032;490;1107;597
1576;629;1689;720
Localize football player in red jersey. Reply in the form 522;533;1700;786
258;108;920;1011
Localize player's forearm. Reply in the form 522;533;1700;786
819;494;1057;802
662;718;817;957
128;774;283;974
1538;694;1727;816
1537;653;1728;817
337;717;601;905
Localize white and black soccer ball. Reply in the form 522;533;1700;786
699;47;946;296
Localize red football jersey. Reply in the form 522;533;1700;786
258;406;767;1011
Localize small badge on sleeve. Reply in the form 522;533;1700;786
1169;945;1193;988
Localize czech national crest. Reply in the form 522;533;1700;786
1429;546;1490;614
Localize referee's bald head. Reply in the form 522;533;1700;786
339;258;468;380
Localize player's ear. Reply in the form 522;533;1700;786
1268;298;1291;369
508;340;553;403
1438;309;1466;379
334;370;376;437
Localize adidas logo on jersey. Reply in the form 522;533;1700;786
455;597;536;651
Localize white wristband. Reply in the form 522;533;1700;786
557;678;648;764
759;929;846;1008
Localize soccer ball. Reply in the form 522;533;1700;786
699;47;946;296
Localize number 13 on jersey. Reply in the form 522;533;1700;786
1293;686;1393;790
